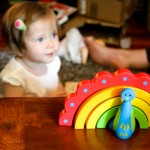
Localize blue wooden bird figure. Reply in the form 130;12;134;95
109;88;136;140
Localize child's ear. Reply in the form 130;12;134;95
13;49;24;57
10;42;24;57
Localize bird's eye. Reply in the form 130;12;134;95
129;94;131;96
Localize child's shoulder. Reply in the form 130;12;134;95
0;57;20;74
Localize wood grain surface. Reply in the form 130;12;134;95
0;97;150;150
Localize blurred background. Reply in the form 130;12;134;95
0;0;150;90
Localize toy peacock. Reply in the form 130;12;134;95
109;88;136;140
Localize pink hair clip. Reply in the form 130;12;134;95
14;19;27;31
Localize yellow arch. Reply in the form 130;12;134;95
74;86;150;129
86;97;121;129
132;98;150;125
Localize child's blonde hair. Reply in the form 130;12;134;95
1;2;57;54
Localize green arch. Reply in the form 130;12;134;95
96;106;148;129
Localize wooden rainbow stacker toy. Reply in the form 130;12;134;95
58;69;150;140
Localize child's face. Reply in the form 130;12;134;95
23;17;59;64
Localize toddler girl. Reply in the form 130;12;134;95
0;1;66;97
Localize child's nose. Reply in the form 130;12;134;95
47;39;54;48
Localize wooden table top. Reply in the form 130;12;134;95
0;97;150;150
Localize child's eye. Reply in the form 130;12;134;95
36;37;44;42
50;33;57;39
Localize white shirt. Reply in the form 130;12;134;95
0;56;61;97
